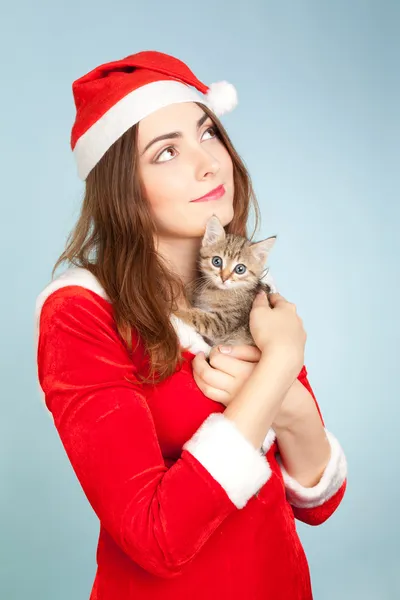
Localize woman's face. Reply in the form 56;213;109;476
137;102;234;238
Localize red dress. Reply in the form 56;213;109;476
34;267;347;600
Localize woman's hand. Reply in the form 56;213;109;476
191;344;260;406
192;343;309;428
250;290;307;377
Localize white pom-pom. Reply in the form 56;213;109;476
205;81;238;116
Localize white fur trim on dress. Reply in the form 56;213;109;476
73;80;209;180
183;412;271;509
261;428;277;453
276;429;348;509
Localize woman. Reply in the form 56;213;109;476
35;50;347;599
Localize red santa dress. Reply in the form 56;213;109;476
34;266;347;599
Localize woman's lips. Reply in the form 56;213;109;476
191;184;225;203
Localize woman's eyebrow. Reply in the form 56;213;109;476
140;112;210;156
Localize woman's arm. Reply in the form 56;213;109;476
271;368;348;525
190;343;347;525
221;350;301;450
273;378;332;486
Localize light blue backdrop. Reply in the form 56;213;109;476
1;1;398;598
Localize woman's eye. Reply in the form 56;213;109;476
155;147;177;163
154;127;216;163
202;126;217;141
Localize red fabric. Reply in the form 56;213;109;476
292;367;348;525
37;286;346;599
71;50;208;148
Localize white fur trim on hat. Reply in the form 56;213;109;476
73;80;209;181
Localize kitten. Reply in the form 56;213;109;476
174;214;277;348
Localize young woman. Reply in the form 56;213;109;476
35;50;347;599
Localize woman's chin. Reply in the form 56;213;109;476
198;202;234;228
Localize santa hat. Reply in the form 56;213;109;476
70;50;238;181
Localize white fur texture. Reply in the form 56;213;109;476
206;81;238;116
276;429;348;508
261;428;277;453
183;412;271;508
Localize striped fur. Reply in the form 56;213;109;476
175;215;277;347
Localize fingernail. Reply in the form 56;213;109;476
219;345;232;353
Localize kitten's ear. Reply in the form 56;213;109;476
202;214;226;246
250;236;277;264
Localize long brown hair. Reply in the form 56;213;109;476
52;104;261;384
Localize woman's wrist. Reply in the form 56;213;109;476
259;346;303;387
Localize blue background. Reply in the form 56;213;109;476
1;1;399;598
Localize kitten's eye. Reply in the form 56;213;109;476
234;264;247;274
211;256;223;268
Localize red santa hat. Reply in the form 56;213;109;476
70;50;238;181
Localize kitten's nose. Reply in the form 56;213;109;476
221;270;231;282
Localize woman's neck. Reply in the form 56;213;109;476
155;235;202;308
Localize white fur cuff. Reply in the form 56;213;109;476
276;429;348;509
183;413;272;509
261;428;277;453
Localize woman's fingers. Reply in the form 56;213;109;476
192;371;231;404
208;347;256;382
210;343;261;363
268;292;285;306
252;289;294;311
269;292;297;311
192;350;256;405
192;351;234;389
252;289;272;308
192;352;232;404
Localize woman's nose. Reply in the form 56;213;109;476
194;147;220;180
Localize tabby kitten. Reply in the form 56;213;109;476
174;214;277;348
